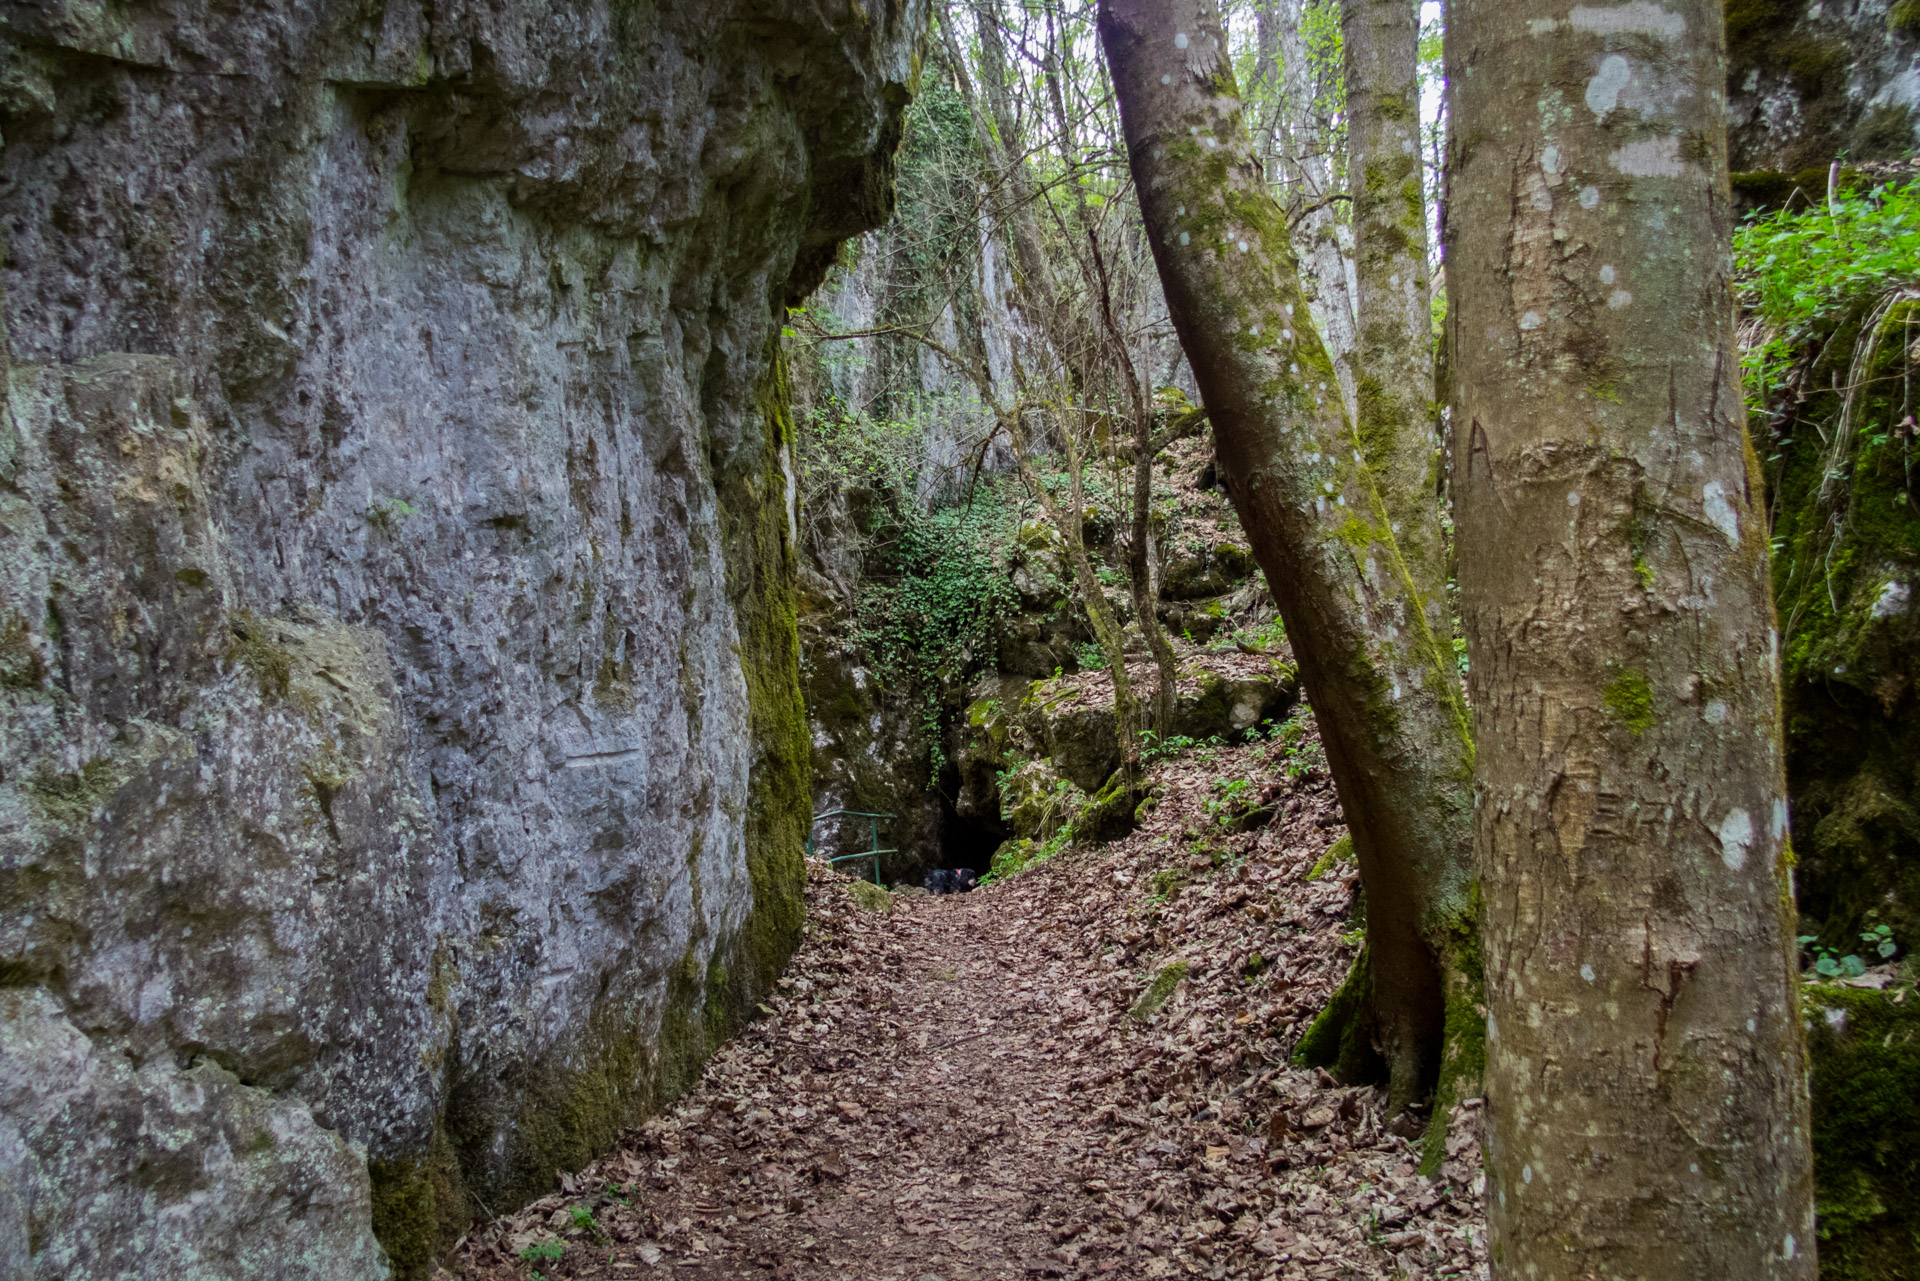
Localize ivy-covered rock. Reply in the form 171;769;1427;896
1746;206;1920;950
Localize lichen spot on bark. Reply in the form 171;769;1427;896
1718;807;1755;871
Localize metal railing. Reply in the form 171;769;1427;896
806;809;897;885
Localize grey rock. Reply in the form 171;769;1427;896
0;0;923;1271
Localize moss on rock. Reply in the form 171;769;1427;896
367;1129;468;1281
1077;772;1140;845
1804;981;1920;1280
1127;959;1189;1024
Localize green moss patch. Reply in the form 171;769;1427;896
368;1130;468;1281
1127;960;1189;1024
1805;982;1920;1280
1077;773;1141;845
1305;834;1354;882
1293;945;1383;1086
1603;668;1655;734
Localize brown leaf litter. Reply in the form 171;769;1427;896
450;730;1487;1280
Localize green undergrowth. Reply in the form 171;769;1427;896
1737;181;1919;1278
825;451;1019;778
1735;183;1920;413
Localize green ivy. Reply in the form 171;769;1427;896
1734;181;1920;423
847;489;1019;778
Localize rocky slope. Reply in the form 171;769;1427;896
0;0;924;1273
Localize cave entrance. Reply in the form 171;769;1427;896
935;764;1009;877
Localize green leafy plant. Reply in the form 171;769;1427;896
365;497;420;531
1269;710;1326;779
1140;731;1196;764
1204;776;1255;828
1227;615;1289;652
518;1238;564;1270
1800;934;1870;979
1734;182;1920;425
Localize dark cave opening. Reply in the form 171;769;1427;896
934;766;1008;877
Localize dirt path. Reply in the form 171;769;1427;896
458;874;1149;1280
454;740;1488;1281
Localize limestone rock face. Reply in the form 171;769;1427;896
1725;0;1920;173
0;0;923;1271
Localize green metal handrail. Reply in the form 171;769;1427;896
807;808;897;885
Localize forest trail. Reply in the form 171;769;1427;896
453;736;1489;1281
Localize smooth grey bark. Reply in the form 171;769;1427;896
1344;0;1439;531
1097;0;1474;1111
1272;0;1360;419
1444;1;1818;1275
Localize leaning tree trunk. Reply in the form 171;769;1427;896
1097;0;1474;1114
1345;0;1438;537
1445;1;1817;1276
1340;0;1481;1138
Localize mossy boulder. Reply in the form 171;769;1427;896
1804;980;1920;1280
1764;293;1920;951
1725;0;1920;171
998;759;1086;842
1163;540;1258;602
1078;773;1141;845
1172;669;1298;741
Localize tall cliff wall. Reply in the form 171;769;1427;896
0;0;924;1273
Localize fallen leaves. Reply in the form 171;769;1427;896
451;726;1487;1281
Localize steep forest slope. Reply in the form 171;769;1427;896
0;0;922;1272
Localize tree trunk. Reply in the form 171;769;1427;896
1272;0;1360;419
1344;0;1437;534
1088;226;1180;739
1444;2;1818;1276
1340;0;1482;1136
1003;405;1139;792
950;5;1144;796
1097;0;1474;1113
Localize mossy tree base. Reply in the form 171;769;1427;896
1292;946;1384;1087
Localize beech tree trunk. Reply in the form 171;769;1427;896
1444;2;1818;1275
1098;0;1474;1112
1344;0;1438;537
